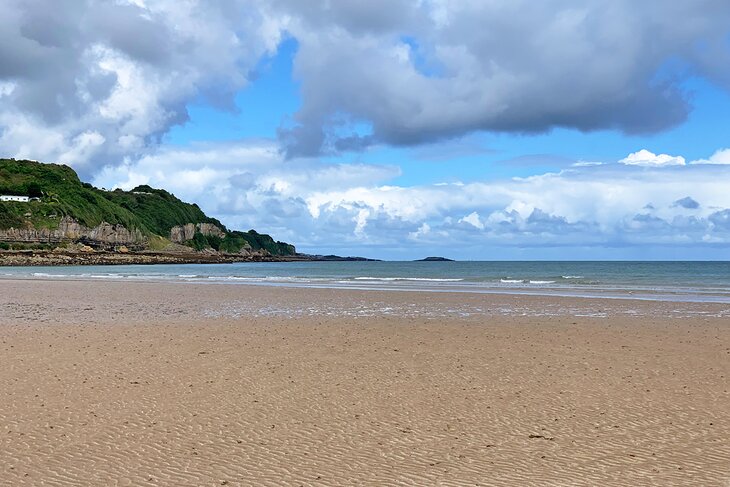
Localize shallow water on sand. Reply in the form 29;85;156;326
4;261;730;303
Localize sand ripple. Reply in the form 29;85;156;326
1;280;729;486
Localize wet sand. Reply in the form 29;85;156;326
1;279;729;486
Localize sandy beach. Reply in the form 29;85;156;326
1;279;728;486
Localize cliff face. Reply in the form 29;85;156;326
169;223;226;243
0;160;297;256
0;216;146;250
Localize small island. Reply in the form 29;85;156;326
414;256;455;262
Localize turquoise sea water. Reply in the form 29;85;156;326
3;261;730;303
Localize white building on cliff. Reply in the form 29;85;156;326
0;195;31;202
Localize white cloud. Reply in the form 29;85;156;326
408;222;431;240
572;161;605;167
0;0;282;170
459;211;485;230
58;131;106;165
92;139;400;244
619;149;686;167
690;148;730;165
93;142;730;257
0;81;15;97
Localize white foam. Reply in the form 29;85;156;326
500;279;524;284
353;277;462;282
264;276;314;282
529;280;556;284
209;276;260;281
400;277;463;282
562;275;584;279
354;277;398;281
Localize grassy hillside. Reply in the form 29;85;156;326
101;185;223;237
0;158;296;255
0;159;139;231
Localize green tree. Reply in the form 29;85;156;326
26;182;43;198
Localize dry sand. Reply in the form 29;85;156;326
1;279;728;486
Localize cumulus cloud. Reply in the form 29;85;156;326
619;149;686;167
94;142;730;256
621;148;730;169
408;223;431;240
3;1;730;165
0;0;285;172
91;139;401;245
272;1;730;156
459;211;484;230
690;148;730;165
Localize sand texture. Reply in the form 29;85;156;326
1;280;729;486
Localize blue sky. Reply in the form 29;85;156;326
3;1;730;259
165;38;302;145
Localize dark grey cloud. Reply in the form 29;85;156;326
273;0;730;157
3;1;172;122
270;0;417;35
3;0;730;173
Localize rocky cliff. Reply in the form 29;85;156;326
0;216;146;250
169;223;226;243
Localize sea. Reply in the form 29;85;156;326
3;261;730;304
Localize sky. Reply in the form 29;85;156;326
2;1;730;260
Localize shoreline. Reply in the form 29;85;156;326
2;279;729;486
2;277;730;320
4;271;730;305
